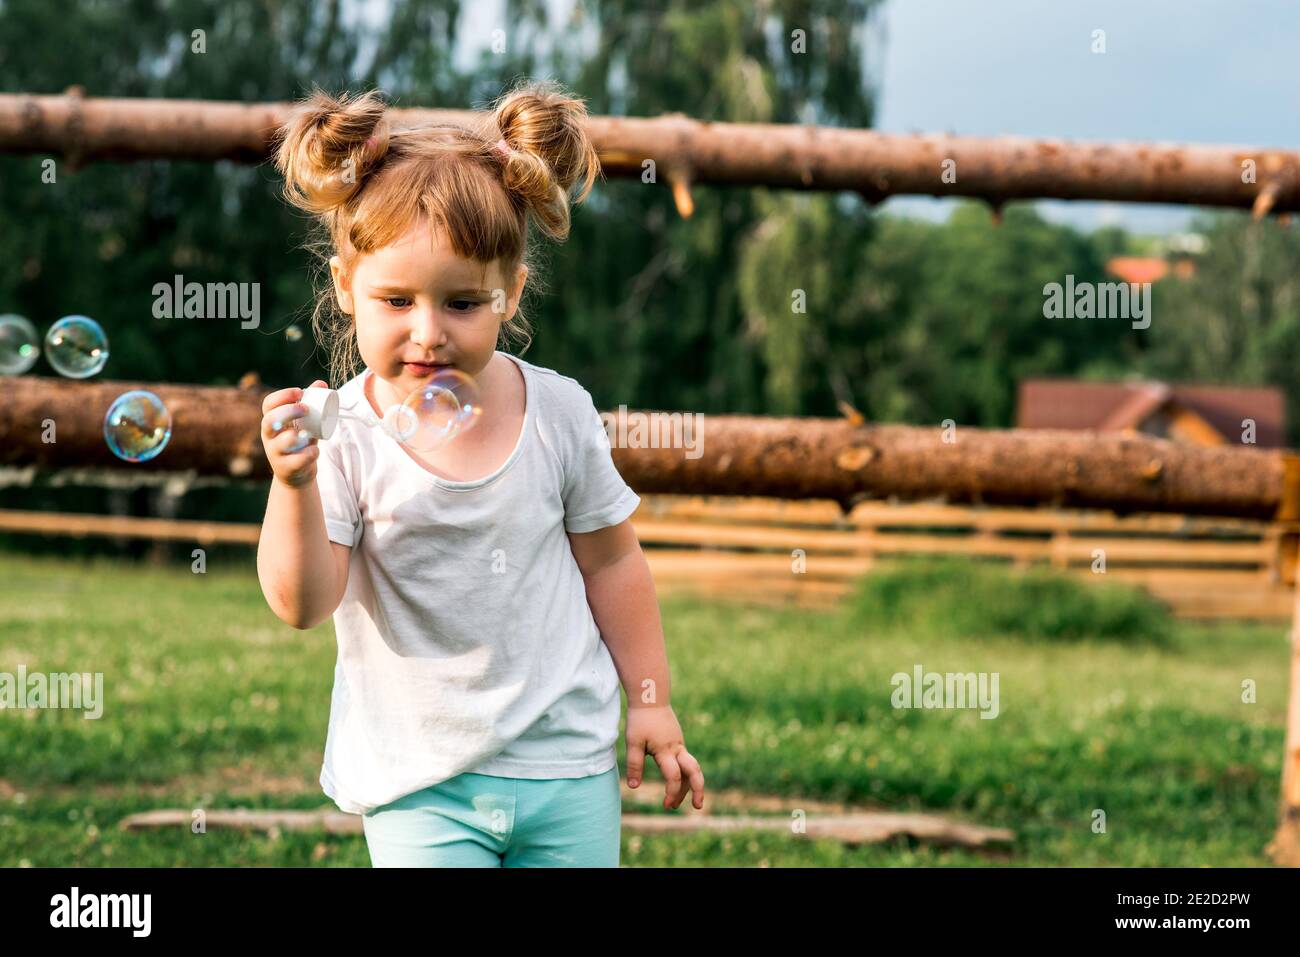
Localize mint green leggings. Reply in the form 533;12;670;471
361;767;621;867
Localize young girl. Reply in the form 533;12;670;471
256;81;705;867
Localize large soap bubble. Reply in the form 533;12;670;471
382;368;483;452
45;315;109;378
0;314;39;375
104;390;172;463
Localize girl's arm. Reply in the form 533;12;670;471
257;479;351;630
570;520;671;706
568;520;706;810
256;382;350;630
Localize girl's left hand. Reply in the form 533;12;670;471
625;704;705;810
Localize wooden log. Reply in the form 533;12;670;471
1;90;1297;213
117;807;1014;849
1;376;1294;519
635;521;1270;565
620;812;1015;848
641;495;1281;536
614;415;1291;520
0;377;266;479
1270;537;1300;866
119;808;360;835
0;508;260;544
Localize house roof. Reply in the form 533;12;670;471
1017;378;1287;446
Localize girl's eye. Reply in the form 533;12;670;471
384;297;412;309
449;300;479;312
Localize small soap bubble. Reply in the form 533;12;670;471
104;390;172;463
45;315;109;378
387;367;483;451
0;315;39;375
285;325;303;342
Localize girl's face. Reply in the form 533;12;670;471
329;217;526;400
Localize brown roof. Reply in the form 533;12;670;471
1017;379;1286;447
1173;384;1287;446
1096;382;1170;430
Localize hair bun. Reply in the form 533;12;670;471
273;88;391;215
492;80;602;241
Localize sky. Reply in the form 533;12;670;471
872;0;1300;233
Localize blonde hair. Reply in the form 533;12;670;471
272;80;602;386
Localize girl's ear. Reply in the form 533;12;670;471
329;255;355;315
511;263;528;311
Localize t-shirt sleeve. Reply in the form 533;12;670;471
562;389;641;533
315;436;362;547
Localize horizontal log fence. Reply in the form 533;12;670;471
631;495;1298;620
1;494;1294;621
5;377;1297;520
2;90;1298;216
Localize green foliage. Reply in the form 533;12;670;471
2;1;1297;448
735;192;875;413
0;0;580;390
1136;211;1300;444
738;200;1129;424
845;556;1176;645
542;0;882;411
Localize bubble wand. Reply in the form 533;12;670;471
297;368;483;452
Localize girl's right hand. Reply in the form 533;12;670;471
261;380;328;488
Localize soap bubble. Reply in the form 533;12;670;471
383;367;483;451
104;390;172;463
45;315;109;378
0;315;39;375
285;325;303;342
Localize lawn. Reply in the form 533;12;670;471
0;551;1289;866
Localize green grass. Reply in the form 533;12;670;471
847;555;1177;644
0;551;1289;866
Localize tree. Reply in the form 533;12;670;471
738;200;1124;426
1138;211;1300;445
531;0;884;412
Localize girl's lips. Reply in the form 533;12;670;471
404;362;451;374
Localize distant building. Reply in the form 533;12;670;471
1016;379;1286;447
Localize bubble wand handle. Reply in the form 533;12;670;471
297;387;340;440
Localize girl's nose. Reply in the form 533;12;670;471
408;307;447;349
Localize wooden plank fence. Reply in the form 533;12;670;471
1;495;1296;620
631;496;1300;620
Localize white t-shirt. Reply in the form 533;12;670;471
312;351;641;815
